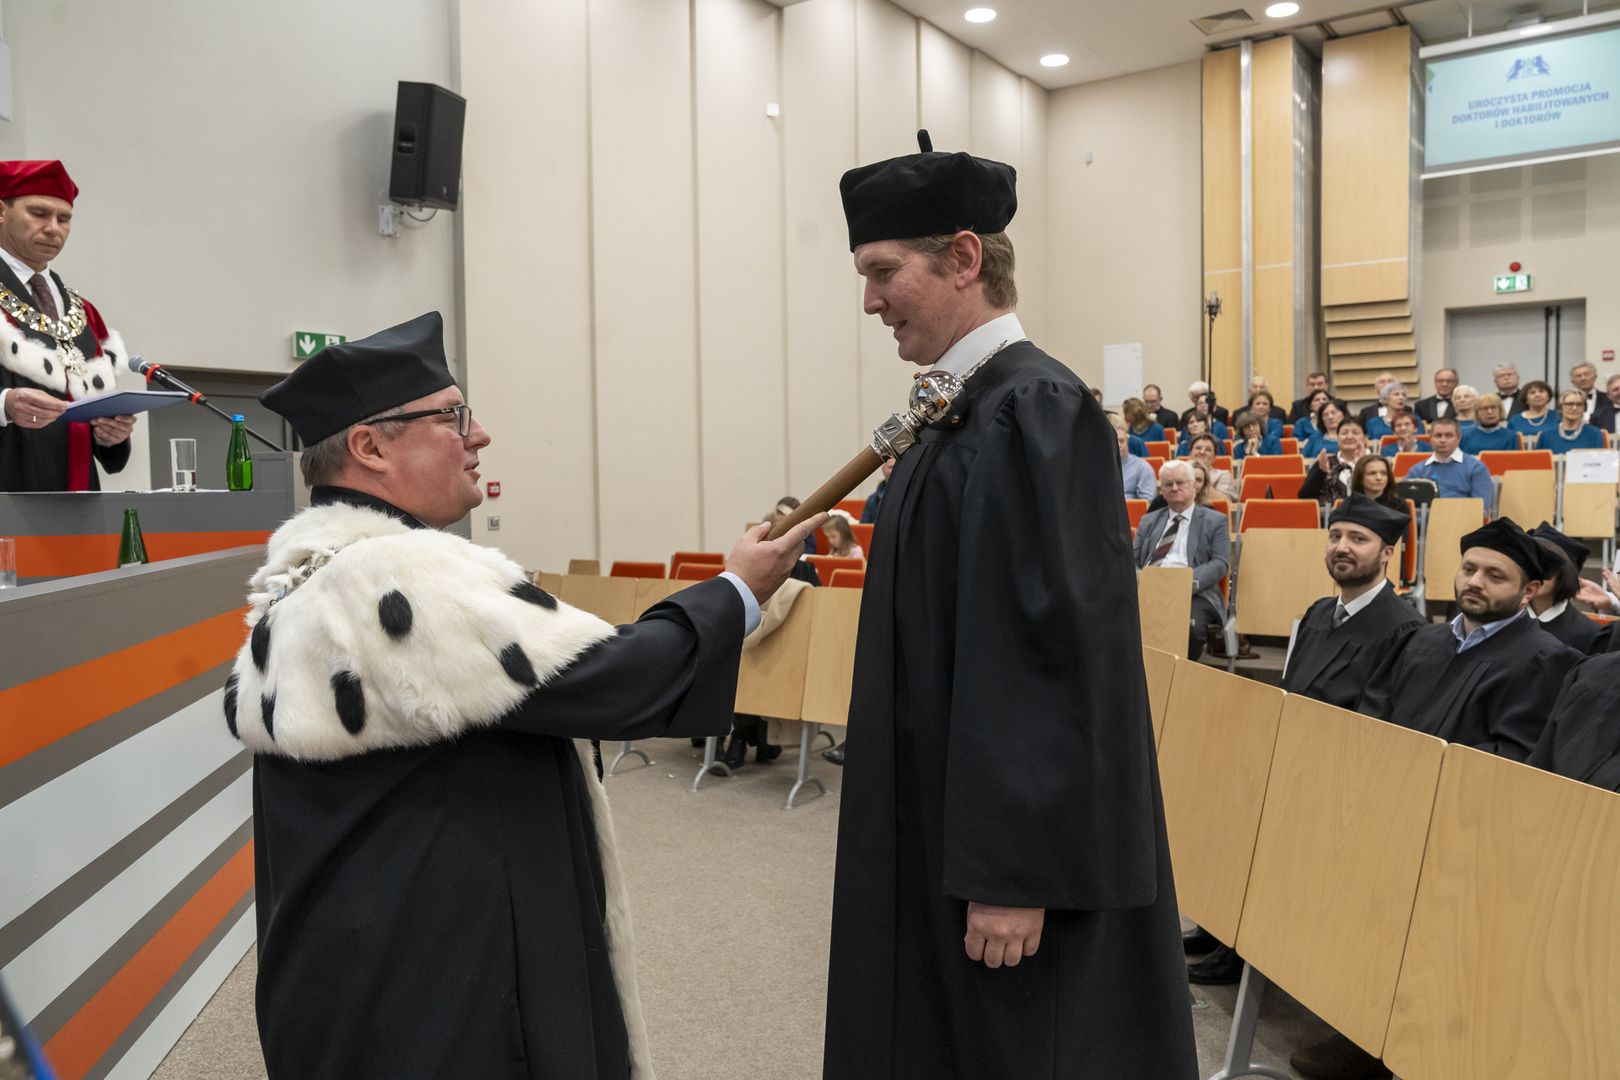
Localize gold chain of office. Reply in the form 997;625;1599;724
0;286;90;375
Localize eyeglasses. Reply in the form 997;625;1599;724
360;404;473;437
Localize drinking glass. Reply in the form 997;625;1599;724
0;537;15;588
170;438;198;492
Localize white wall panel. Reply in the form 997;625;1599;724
970;52;1023;172
919;22;972;152
589;0;703;564
783;0;864;498
460;0;597;569
1016;77;1050;346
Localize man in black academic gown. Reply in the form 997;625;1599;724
822;132;1197;1080
1358;517;1583;761
1527;523;1604;654
1528;651;1620;791
238;313;824;1080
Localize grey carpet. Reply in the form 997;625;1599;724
154;732;1335;1079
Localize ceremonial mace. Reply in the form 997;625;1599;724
767;369;963;540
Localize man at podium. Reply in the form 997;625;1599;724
0;160;136;491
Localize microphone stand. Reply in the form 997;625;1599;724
135;361;286;451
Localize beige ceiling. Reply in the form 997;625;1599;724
876;0;1620;89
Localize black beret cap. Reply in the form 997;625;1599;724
1328;493;1410;545
840;129;1017;251
262;312;455;445
1459;517;1549;580
1530;521;1590;572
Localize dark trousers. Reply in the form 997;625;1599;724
1187;594;1225;661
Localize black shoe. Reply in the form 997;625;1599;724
690;737;706;748
1182;927;1219;955
756;741;782;763
1290;1033;1391;1080
822;743;846;766
721;733;747;769
1186;944;1244;985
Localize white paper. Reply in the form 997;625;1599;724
1566;449;1620;485
1102;343;1143;409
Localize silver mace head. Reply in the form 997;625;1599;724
870;370;965;460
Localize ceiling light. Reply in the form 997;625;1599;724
1265;2;1300;16
1040;53;1070;67
964;8;996;23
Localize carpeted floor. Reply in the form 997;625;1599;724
154;719;1336;1079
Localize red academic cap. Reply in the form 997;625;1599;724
0;160;78;204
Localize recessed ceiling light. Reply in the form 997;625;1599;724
1265;2;1300;16
964;8;996;23
1040;53;1070;67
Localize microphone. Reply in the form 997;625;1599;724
128;355;206;404
1206;290;1222;319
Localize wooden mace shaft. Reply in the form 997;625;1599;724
767;446;884;540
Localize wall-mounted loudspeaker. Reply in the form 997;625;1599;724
389;81;466;210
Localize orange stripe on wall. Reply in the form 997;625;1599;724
0;607;248;769
16;531;269;579
43;841;254;1080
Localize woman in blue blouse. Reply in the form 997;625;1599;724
1508;380;1556;446
1301;400;1346;458
1231;411;1283;460
1461;393;1520;453
1123;397;1166;445
1176;413;1228;455
1540;390;1607;455
1291;389;1332;444
1245;391;1286;439
1379;410;1431;457
1365;381;1425;439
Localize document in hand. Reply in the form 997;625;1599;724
57;389;190;422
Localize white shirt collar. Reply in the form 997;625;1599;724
930;312;1026;380
0;246;48;287
1537;599;1569;623
1425;447;1466;465
1339;577;1388;620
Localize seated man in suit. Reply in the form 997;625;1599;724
1358;518;1583;761
1414;367;1458;423
1132;459;1229;661
1528;523;1604;654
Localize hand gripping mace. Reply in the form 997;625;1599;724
767;369;965;540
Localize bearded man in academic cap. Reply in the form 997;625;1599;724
0;160;137;491
821;133;1198;1080
238;312;823;1080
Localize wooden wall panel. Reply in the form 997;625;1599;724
1252;38;1297;404
1202;49;1244;405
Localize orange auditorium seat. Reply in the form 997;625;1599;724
610;561;666;579
670;551;724;577
1477;449;1554;476
1283;424;1293;438
1239;499;1319;531
674;563;724;581
1208;498;1232;520
1146;441;1172;459
852;523;875;556
1241;455;1305;477
813;527;830;555
1147;456;1166;476
1127;499;1150;531
1239;472;1304;501
807;555;864;583
1392;451;1428;479
1380;434;1401;449
1279;437;1298;455
828;569;866;589
835;498;866;517
1214;455;1233;472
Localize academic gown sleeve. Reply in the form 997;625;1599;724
1465;643;1582;760
1528;654;1620;791
943;380;1159;912
498;576;744;743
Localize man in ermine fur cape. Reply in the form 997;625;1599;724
232;312;823;1080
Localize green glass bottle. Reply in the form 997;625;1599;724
118;508;149;567
226;414;254;492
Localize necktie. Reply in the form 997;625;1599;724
1152;515;1181;565
28;272;57;320
1332;603;1348;628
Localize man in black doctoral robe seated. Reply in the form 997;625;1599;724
1358;518;1583;762
1528;652;1620;791
1528;522;1604;654
1284;495;1425;710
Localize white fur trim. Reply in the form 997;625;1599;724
573;739;656;1080
0;312;120;399
229;502;617;761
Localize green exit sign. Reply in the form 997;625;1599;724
1493;273;1532;294
293;331;347;359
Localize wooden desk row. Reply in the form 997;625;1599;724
1144;648;1620;1079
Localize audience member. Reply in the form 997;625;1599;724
1181;381;1230;427
1356;372;1396;426
1378;410;1430;457
1590;372;1620;434
1527;524;1602;654
860;458;895;523
1414;368;1458;423
1176;412;1228;454
1288;372;1343;423
1185;433;1239;502
1526;651;1620;791
1142;383;1179;430
1133;460;1230;661
1450;384;1478;424
1365;381;1424;438
1351;455;1406;512
1358;518;1582;760
1493;363;1524;414
1123;396;1167;443
1539;389;1605;455
1186;459;1219;507
1300;400;1346;458
1300;417;1370;504
1231;410;1282;460
1461;393;1518;452
1507;379;1555;445
1248;374;1268;397
1245;390;1285;437
1404;418;1492;501
1570;361;1600;419
1291;389;1332;443
765;497;824;569
1117;418;1157;500
824;513;864;560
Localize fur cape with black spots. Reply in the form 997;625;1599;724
0;287;124;401
228;499;660;1077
